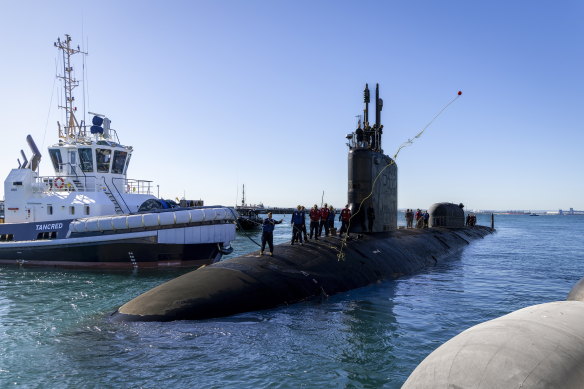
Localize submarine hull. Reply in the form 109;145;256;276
112;226;493;322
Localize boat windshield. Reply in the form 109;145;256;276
78;148;94;173
48;149;63;173
124;153;132;174
111;150;127;174
96;148;111;173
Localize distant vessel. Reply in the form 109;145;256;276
0;35;236;268
235;185;263;230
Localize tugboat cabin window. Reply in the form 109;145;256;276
96;148;112;173
47;205;53;215
48;149;63;173
84;205;90;215
124;154;132;174
70;206;75;215
78;148;94;173
111;151;128;174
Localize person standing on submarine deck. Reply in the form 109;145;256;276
367;205;375;232
291;206;304;245
339;204;351;237
319;203;330;237
260;212;282;256
300;205;308;241
327;205;335;234
309;205;320;240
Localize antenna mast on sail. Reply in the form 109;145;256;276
54;34;87;140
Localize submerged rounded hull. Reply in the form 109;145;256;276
113;226;494;321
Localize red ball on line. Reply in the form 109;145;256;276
457;91;462;95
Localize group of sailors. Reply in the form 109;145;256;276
405;209;429;229
259;204;352;256
465;213;477;226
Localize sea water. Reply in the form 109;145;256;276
0;213;583;388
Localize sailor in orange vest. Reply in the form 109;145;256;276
309;204;321;240
339;204;351;237
318;203;330;237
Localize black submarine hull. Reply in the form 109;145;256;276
112;226;493;322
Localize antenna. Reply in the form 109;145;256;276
375;83;383;128
363;84;370;126
242;184;246;207
54;34;87;140
375;83;383;151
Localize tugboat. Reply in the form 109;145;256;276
0;35;236;269
234;184;264;230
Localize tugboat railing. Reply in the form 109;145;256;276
34;175;154;195
35;175;98;193
121;178;153;195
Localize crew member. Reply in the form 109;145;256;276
415;209;423;228
319;203;330;237
309;204;320;240
291;205;304;245
423;210;429;228
300;205;308;241
367;205;375;232
327;205;335;235
339;204;351;237
260;212;282;256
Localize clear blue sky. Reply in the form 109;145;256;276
1;0;583;211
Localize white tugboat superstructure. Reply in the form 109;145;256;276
0;35;236;268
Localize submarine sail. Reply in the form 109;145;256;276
347;83;397;233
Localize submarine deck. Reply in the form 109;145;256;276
114;226;494;321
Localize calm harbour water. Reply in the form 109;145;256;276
1;213;583;388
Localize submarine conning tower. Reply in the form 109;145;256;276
346;83;397;232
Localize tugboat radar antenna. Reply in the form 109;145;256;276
54;34;87;140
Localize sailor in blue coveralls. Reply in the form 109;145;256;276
261;212;282;256
291;205;304;245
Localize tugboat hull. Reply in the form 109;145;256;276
0;237;223;269
0;208;236;269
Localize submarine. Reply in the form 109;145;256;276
403;277;584;388
112;84;494;322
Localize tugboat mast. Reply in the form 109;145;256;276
54;34;87;140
